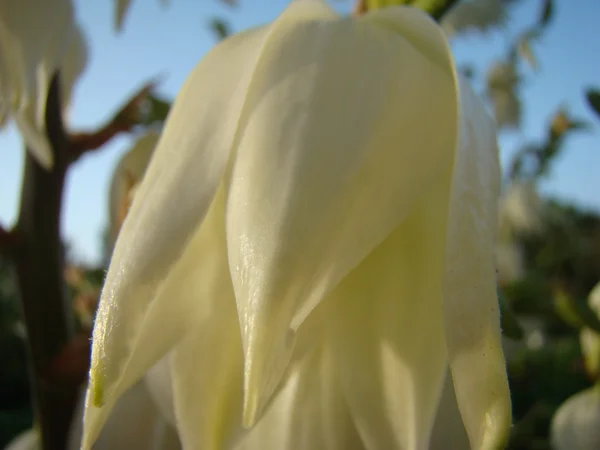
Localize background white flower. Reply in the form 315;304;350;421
0;0;87;169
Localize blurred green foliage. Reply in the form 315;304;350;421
501;116;600;448
0;257;104;447
0;257;32;448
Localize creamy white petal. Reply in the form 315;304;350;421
551;387;600;450
169;307;244;450
0;0;74;169
166;306;244;450
590;283;600;312
107;130;160;252
5;428;39;450
580;283;600;377
84;26;269;447
13;108;56;168
145;354;177;427
162;187;246;450
235;344;365;450
442;76;512;449
84;183;237;449
329;174;450;450
69;384;180;450
429;371;470;450
60;23;88;115
92;382;180;450
225;2;457;423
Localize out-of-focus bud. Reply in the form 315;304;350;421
551;386;600;450
107;130;160;251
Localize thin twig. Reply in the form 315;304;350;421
68;80;159;163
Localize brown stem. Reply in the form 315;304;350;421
352;0;367;16
9;74;162;449
68;79;158;163
0;225;22;258
14;73;79;450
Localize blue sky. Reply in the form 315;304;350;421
0;0;598;264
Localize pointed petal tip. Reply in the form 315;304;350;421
241;390;259;429
240;359;278;430
240;326;297;429
14;114;55;170
80;433;94;450
479;405;512;450
90;370;105;408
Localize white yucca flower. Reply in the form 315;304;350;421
496;241;525;284
0;0;87;169
551;386;600;450
551;283;600;450
441;0;507;37
496;182;544;284
82;1;512;449
486;60;521;129
60;24;88;118
498;182;545;239
106;130;160;250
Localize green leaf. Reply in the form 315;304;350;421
586;88;600;119
573;295;600;334
548;109;589;142
459;65;475;79
364;0;460;21
539;0;553;28
209;18;231;41
413;0;461;20
517;35;537;71
554;289;600;334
